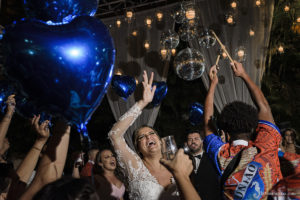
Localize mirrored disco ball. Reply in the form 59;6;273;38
174;48;205;81
198;29;216;48
172;4;185;23
179;22;198;42
160;29;180;49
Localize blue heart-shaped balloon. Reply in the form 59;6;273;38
189;102;204;126
24;0;99;25
2;16;115;126
111;75;136;100
152;82;168;106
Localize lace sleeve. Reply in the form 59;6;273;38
108;103;144;179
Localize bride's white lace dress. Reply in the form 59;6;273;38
108;103;179;200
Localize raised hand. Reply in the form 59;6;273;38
140;71;156;107
160;149;193;177
209;65;218;85
6;94;16;114
230;61;247;77
31;115;50;142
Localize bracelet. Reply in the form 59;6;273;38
32;146;42;151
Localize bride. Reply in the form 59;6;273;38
108;71;180;200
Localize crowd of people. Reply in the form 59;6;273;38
0;61;299;200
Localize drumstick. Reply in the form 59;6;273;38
211;31;234;63
215;55;220;70
215;55;220;66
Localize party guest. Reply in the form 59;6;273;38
108;71;179;200
204;61;282;199
20;120;71;200
6;115;50;200
80;149;99;177
93;149;125;200
186;129;221;200
280;128;300;154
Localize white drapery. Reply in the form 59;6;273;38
101;0;274;147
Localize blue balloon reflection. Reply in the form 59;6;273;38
189;102;204;126
2;16;115;126
111;75;136;100
152;82;168;106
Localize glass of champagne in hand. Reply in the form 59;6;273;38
161;135;178;160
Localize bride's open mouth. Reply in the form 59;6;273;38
147;140;157;148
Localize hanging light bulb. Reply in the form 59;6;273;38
284;5;290;12
219;48;228;59
277;45;284;53
116;19;121;28
115;68;123;75
126;10;134;23
222;52;228;59
225;14;235;25
297;17;300;23
156;11;163;21
145;17;152;28
132;30;138;36
160;48;168;59
234;46;247;62
185;7;196;20
249;28;255;36
230;1;237;9
135;77;139;85
171;49;176;56
144;41;150;50
255;0;261;7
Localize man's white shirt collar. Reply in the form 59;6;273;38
232;139;249;147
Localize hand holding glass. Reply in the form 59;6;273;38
161;135;178;160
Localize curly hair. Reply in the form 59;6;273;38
217;101;258;139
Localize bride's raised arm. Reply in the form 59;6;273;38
108;71;156;174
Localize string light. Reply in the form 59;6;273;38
160;48;167;59
135;78;139;85
171;49;176;56
255;0;261;7
126;10;134;22
249;28;255;36
156;11;163;21
226;14;234;25
277;45;284;53
116;19;121;28
185;8;196;20
144;41;150;50
284;5;290;12
145;17;152;28
221;52;228;59
132;30;138;36
297;17;300;23
230;1;237;9
115;69;123;75
237;49;245;57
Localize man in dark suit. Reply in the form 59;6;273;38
187;129;221;200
